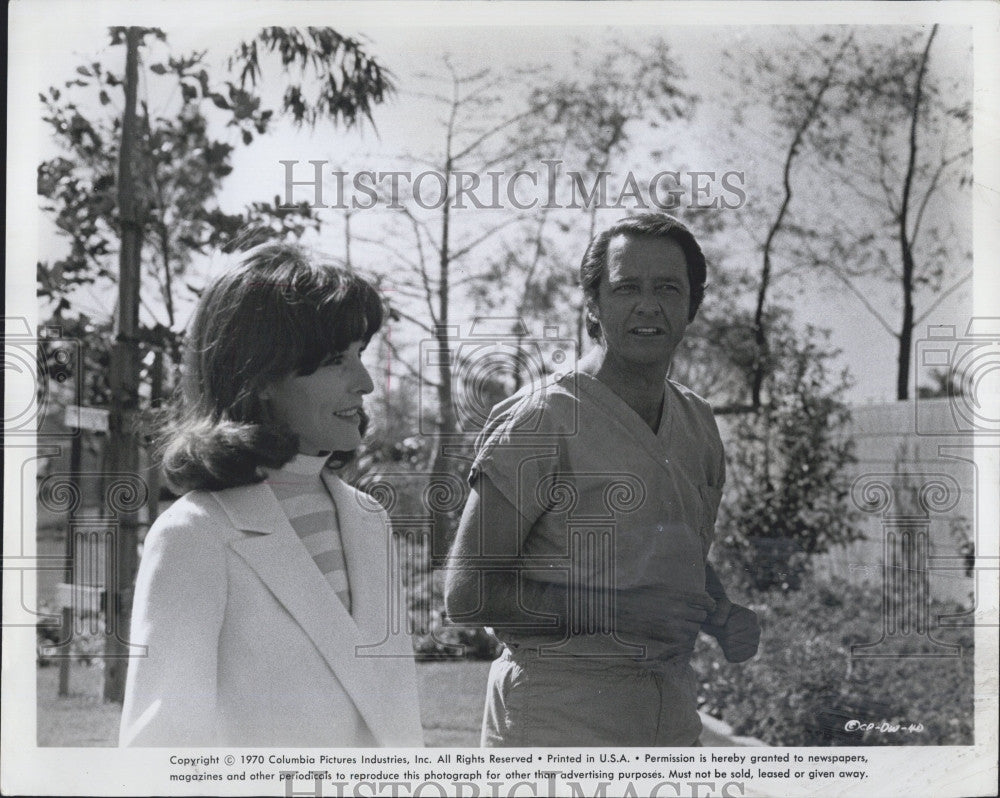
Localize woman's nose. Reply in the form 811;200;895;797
355;362;375;395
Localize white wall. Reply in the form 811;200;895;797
816;397;979;605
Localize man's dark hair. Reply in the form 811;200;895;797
160;240;383;493
579;213;708;340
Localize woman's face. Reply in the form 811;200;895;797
261;341;375;455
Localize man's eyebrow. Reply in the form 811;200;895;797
609;275;682;283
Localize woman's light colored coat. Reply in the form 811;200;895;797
119;472;423;747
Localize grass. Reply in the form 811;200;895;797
414;660;492;746
38;658;745;747
37;659;492;747
36;662;122;746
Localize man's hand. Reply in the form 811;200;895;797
702;603;761;663
612;585;717;655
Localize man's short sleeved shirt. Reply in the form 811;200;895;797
470;371;726;663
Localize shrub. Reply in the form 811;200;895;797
692;571;974;746
717;325;860;592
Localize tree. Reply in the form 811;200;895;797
40;26;392;366
719;27;971;403
723;32;855;410
320;58;551;657
38;65;273;371
525;38;696;350
456;36;699;397
38;24;394;702
848;26;971;400
669;269;762;410
352;58;548;509
796;26;972;400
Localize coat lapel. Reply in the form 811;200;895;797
212;479;421;746
323;474;383;639
323;473;424;744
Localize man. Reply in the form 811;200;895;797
445;213;759;747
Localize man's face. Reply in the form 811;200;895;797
593;234;691;372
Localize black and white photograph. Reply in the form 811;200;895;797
4;1;998;796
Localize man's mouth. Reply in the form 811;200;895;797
333;407;362;420
630;326;665;337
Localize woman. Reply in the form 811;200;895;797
119;241;423;747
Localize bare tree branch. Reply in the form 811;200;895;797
910;146;972;246
449;214;525;262
382;332;439;387
913;268;973;326
351;233;424;273
399;207;439;326
391;306;435;335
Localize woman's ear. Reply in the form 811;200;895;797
585;298;601;329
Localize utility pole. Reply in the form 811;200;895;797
103;26;144;703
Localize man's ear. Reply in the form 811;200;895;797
585;298;600;329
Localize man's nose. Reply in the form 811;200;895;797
635;291;662;315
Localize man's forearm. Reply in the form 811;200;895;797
446;568;715;645
444;568;567;634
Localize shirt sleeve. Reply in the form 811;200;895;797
468;390;566;531
696;398;727;555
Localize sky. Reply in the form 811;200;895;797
13;5;997;405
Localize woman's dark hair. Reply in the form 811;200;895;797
579;213;708;340
161;241;384;493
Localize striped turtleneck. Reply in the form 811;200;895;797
265;454;352;613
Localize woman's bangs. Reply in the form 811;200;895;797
298;276;384;373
